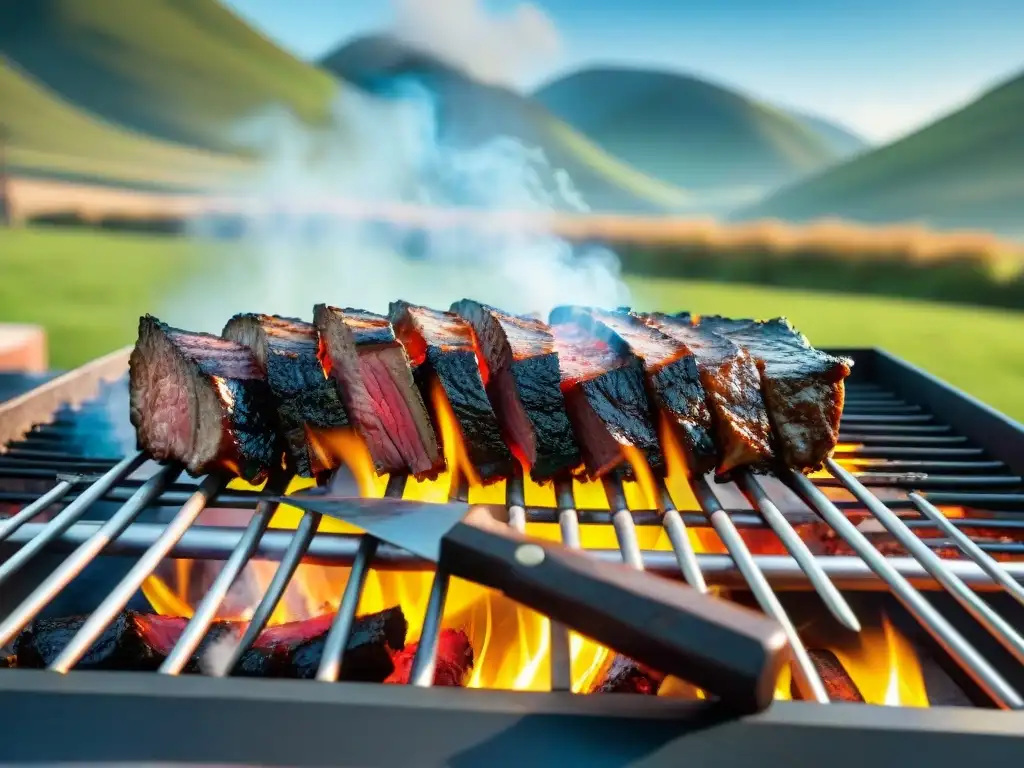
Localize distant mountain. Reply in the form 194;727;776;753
786;110;868;158
735;71;1024;236
320;35;691;213
534;67;865;209
0;0;338;153
0;56;249;188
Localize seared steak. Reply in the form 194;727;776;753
552;306;716;474
313;305;444;478
222;313;349;478
129;315;279;482
638;312;775;475
549;320;664;478
389;301;516;482
451;300;580;481
699;316;852;471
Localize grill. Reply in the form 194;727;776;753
2;346;1024;765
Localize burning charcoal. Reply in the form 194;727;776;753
0;655;15;668
128;315;281;482
223;313;350;478
384;628;475;687
451;299;580;481
698;316;852;472
553;306;717;475
235;606;408;681
638;312;776;475
589;655;666;695
313;305;444;479
549;321;664;479
790;649;864;703
389;301;516;482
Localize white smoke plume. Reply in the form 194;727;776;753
163;80;630;333
390;0;562;87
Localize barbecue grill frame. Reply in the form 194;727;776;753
1;670;1023;767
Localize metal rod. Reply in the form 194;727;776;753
48;474;225;674
158;474;289;675
926;492;1024;510
833;424;951;435
837;435;969;447
0;465;179;649
0;479;75;544
839;414;932;424
839;447;985;459
827;459;1024;667
602;475;644;571
548;478;577;693
217;508;322;677
659;483;707;593
506;469;526;532
814;474;1022;490
852;460;1004;473
910;492;1024;607
315;473;405;683
691;475;829;704
788;470;1023;709
0;452;145;585
408;567;450;687
738;473;860;632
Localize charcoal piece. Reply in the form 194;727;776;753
129;315;280;482
0;655;15;668
389;301;516;481
223;313;349;478
553;306;715;474
549;320;664;479
638;312;775;476
234;606;408;681
314;305;444;478
385;628;475;686
452;299;580;481
589;655;666;695
790;649;864;703
699;316;852;472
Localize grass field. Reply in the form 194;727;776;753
2;226;1022;421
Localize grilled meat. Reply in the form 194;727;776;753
699;316;852;471
389;301;516;482
553;306;716;475
13;607;408;682
589;655;666;695
638;312;775;475
129;315;280;483
452;300;580;481
385;628;474;686
222;313;349;478
313;305;444;478
549;320;664;478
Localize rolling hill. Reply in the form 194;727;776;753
734;71;1024;237
533;67;866;208
320;35;692;213
0;56;250;188
0;0;339;153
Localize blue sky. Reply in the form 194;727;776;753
224;0;1024;142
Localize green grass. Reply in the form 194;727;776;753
2;227;1022;422
0;0;339;153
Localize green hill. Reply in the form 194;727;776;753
0;56;250;188
533;67;863;207
0;0;338;153
734;71;1024;236
321;35;692;213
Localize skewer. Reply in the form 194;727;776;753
548;477;578;692
659;482;707;593
601;474;644;571
0;479;76;544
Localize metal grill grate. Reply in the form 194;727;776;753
2;347;1024;709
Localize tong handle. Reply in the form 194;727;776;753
441;507;790;713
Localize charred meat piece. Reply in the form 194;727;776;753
791;649;864;702
14;607;408;682
549;321;664;478
552;306;715;475
313;305;444;478
129;315;279;482
589;655;666;695
222;313;349;478
699;317;852;471
451;300;580;481
389;301;516;482
385;628;475;686
638;312;775;475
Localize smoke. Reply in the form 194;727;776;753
390;0;561;87
163;79;630;333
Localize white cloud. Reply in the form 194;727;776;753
390;0;562;86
